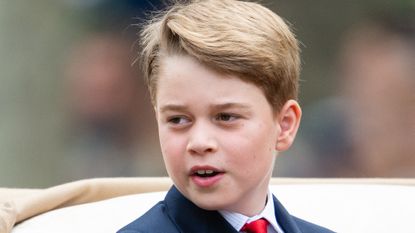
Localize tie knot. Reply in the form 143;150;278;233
241;218;269;233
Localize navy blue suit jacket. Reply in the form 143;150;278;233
118;186;334;233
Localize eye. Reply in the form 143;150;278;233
215;113;239;122
167;116;191;125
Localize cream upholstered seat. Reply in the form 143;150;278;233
3;178;415;233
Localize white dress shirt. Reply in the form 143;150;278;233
219;190;285;233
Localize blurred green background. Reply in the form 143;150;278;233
1;0;414;187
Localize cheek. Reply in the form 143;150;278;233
223;126;275;168
222;134;262;165
159;130;187;167
234;123;276;152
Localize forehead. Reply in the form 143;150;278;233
155;55;270;109
158;55;241;90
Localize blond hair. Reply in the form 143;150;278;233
140;0;300;111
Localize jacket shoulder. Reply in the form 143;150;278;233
117;201;179;233
293;216;335;233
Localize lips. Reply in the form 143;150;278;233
190;165;224;187
190;165;223;177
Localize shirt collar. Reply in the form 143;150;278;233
219;190;285;233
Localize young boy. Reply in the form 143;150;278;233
118;0;333;232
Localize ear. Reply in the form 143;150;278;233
275;100;302;152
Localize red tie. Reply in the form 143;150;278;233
241;218;269;233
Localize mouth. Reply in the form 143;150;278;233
190;166;225;187
190;166;224;179
192;169;222;178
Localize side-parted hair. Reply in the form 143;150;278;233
140;0;300;111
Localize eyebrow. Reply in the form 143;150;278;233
159;102;251;114
211;103;251;111
159;104;188;114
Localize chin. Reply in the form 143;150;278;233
193;199;226;211
188;192;232;211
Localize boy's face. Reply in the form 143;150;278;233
155;55;296;216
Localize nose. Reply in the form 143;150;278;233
186;121;218;155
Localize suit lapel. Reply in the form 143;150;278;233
273;194;302;233
164;186;302;233
165;186;238;233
